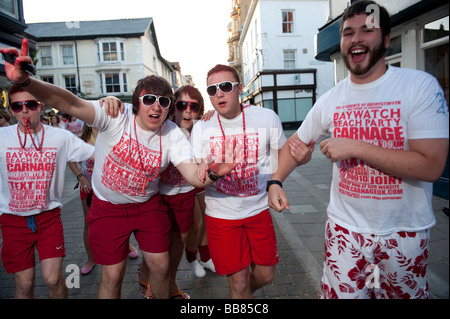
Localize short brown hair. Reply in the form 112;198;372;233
340;0;391;40
8;85;27;99
131;75;174;115
206;64;240;83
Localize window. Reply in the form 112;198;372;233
386;35;402;67
278;98;313;122
282;11;294;34
386;36;402;57
105;73;120;93
423;17;449;43
64;75;77;94
284;50;296;69
0;0;18;18
98;40;125;63
422;16;449;105
100;72;128;94
41;76;54;84
38;46;53;66
263;100;273;110
103;42;117;61
61;45;74;65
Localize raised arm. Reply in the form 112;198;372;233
2;39;96;124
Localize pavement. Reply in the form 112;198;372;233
0;130;448;299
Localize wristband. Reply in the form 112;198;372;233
207;169;222;182
76;173;84;181
11;77;32;87
266;180;282;192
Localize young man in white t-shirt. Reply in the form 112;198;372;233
191;64;287;298
2;41;241;299
0;86;95;298
268;0;449;299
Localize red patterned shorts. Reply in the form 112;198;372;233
320;218;430;299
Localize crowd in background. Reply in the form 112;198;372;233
1;106;83;136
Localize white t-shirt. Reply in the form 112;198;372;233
297;66;449;235
0;124;94;216
81;157;95;182
159;128;195;196
90;101;193;204
158;162;195;196
192;105;286;220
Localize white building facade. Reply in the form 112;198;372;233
27;18;183;101
239;0;334;128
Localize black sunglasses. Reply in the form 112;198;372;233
206;81;240;97
175;101;201;113
138;94;171;109
10;100;40;113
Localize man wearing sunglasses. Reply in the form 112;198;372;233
2;39;241;299
191;64;289;298
0;86;95;298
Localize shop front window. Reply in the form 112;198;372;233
422;16;449;105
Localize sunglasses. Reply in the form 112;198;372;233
138;94;171;109
175;101;201;113
206;81;240;97
10;100;40;113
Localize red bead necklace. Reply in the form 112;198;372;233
133;117;162;192
17;118;44;152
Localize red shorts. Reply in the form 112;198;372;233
205;209;279;276
163;189;196;233
87;194;171;265
0;208;65;274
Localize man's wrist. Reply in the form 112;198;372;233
207;169;222;182
266;180;282;192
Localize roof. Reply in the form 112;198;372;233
25;17;175;72
26;17;153;40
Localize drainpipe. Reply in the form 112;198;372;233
74;38;81;96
